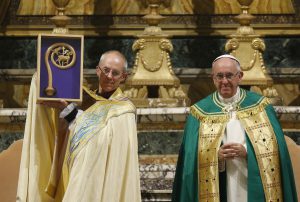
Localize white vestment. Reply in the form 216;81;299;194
17;74;141;202
219;88;248;202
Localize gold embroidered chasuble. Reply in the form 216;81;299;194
58;87;141;202
17;75;141;202
66;87;136;169
190;89;283;202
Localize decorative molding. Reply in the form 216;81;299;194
2;23;300;37
16;0;295;15
1;0;300;36
1;68;300;80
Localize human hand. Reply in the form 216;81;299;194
40;99;69;110
218;143;247;160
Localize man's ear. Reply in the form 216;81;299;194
239;71;244;79
96;67;101;77
238;71;244;83
121;73;128;83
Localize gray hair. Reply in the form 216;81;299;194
99;50;128;70
212;54;241;71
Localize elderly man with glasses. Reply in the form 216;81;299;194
17;50;141;202
172;54;297;202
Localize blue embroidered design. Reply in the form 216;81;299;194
69;105;110;154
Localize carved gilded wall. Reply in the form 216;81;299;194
0;0;299;36
0;0;300;108
0;2;299;201
17;0;295;15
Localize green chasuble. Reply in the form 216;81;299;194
172;88;297;202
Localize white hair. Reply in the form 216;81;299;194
99;50;128;70
212;54;241;71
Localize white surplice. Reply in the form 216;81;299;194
219;88;248;202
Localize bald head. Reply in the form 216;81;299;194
99;50;128;71
96;50;128;93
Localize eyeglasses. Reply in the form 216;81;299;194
213;72;240;81
97;66;124;79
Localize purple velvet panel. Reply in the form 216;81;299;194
39;36;82;99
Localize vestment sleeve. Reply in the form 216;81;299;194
172;114;200;202
17;73;64;202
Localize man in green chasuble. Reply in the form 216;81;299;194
172;55;298;202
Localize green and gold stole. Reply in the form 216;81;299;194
191;91;282;202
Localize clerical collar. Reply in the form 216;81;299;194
96;89;116;99
218;87;241;105
218;87;241;115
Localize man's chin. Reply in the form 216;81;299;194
103;86;115;92
220;90;233;98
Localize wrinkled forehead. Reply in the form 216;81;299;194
212;57;240;74
99;54;125;69
212;54;240;66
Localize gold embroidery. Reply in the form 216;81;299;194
193;95;282;201
191;105;229;123
213;88;247;109
237;97;269;119
237;104;283;202
82;86;126;101
192;107;228;202
198;121;225;202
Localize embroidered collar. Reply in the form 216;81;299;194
218;87;240;105
213;87;246;113
83;86;126;101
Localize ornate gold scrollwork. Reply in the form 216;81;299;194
141;50;164;72
225;0;281;104
251;38;265;51
132;39;146;51
160;39;175;75
159;39;173;51
226;38;266;71
159;86;186;99
251;38;266;73
132;39;145;73
133;38;174;72
44;42;76;96
123;86;148;99
124;0;188;107
225;38;239;51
